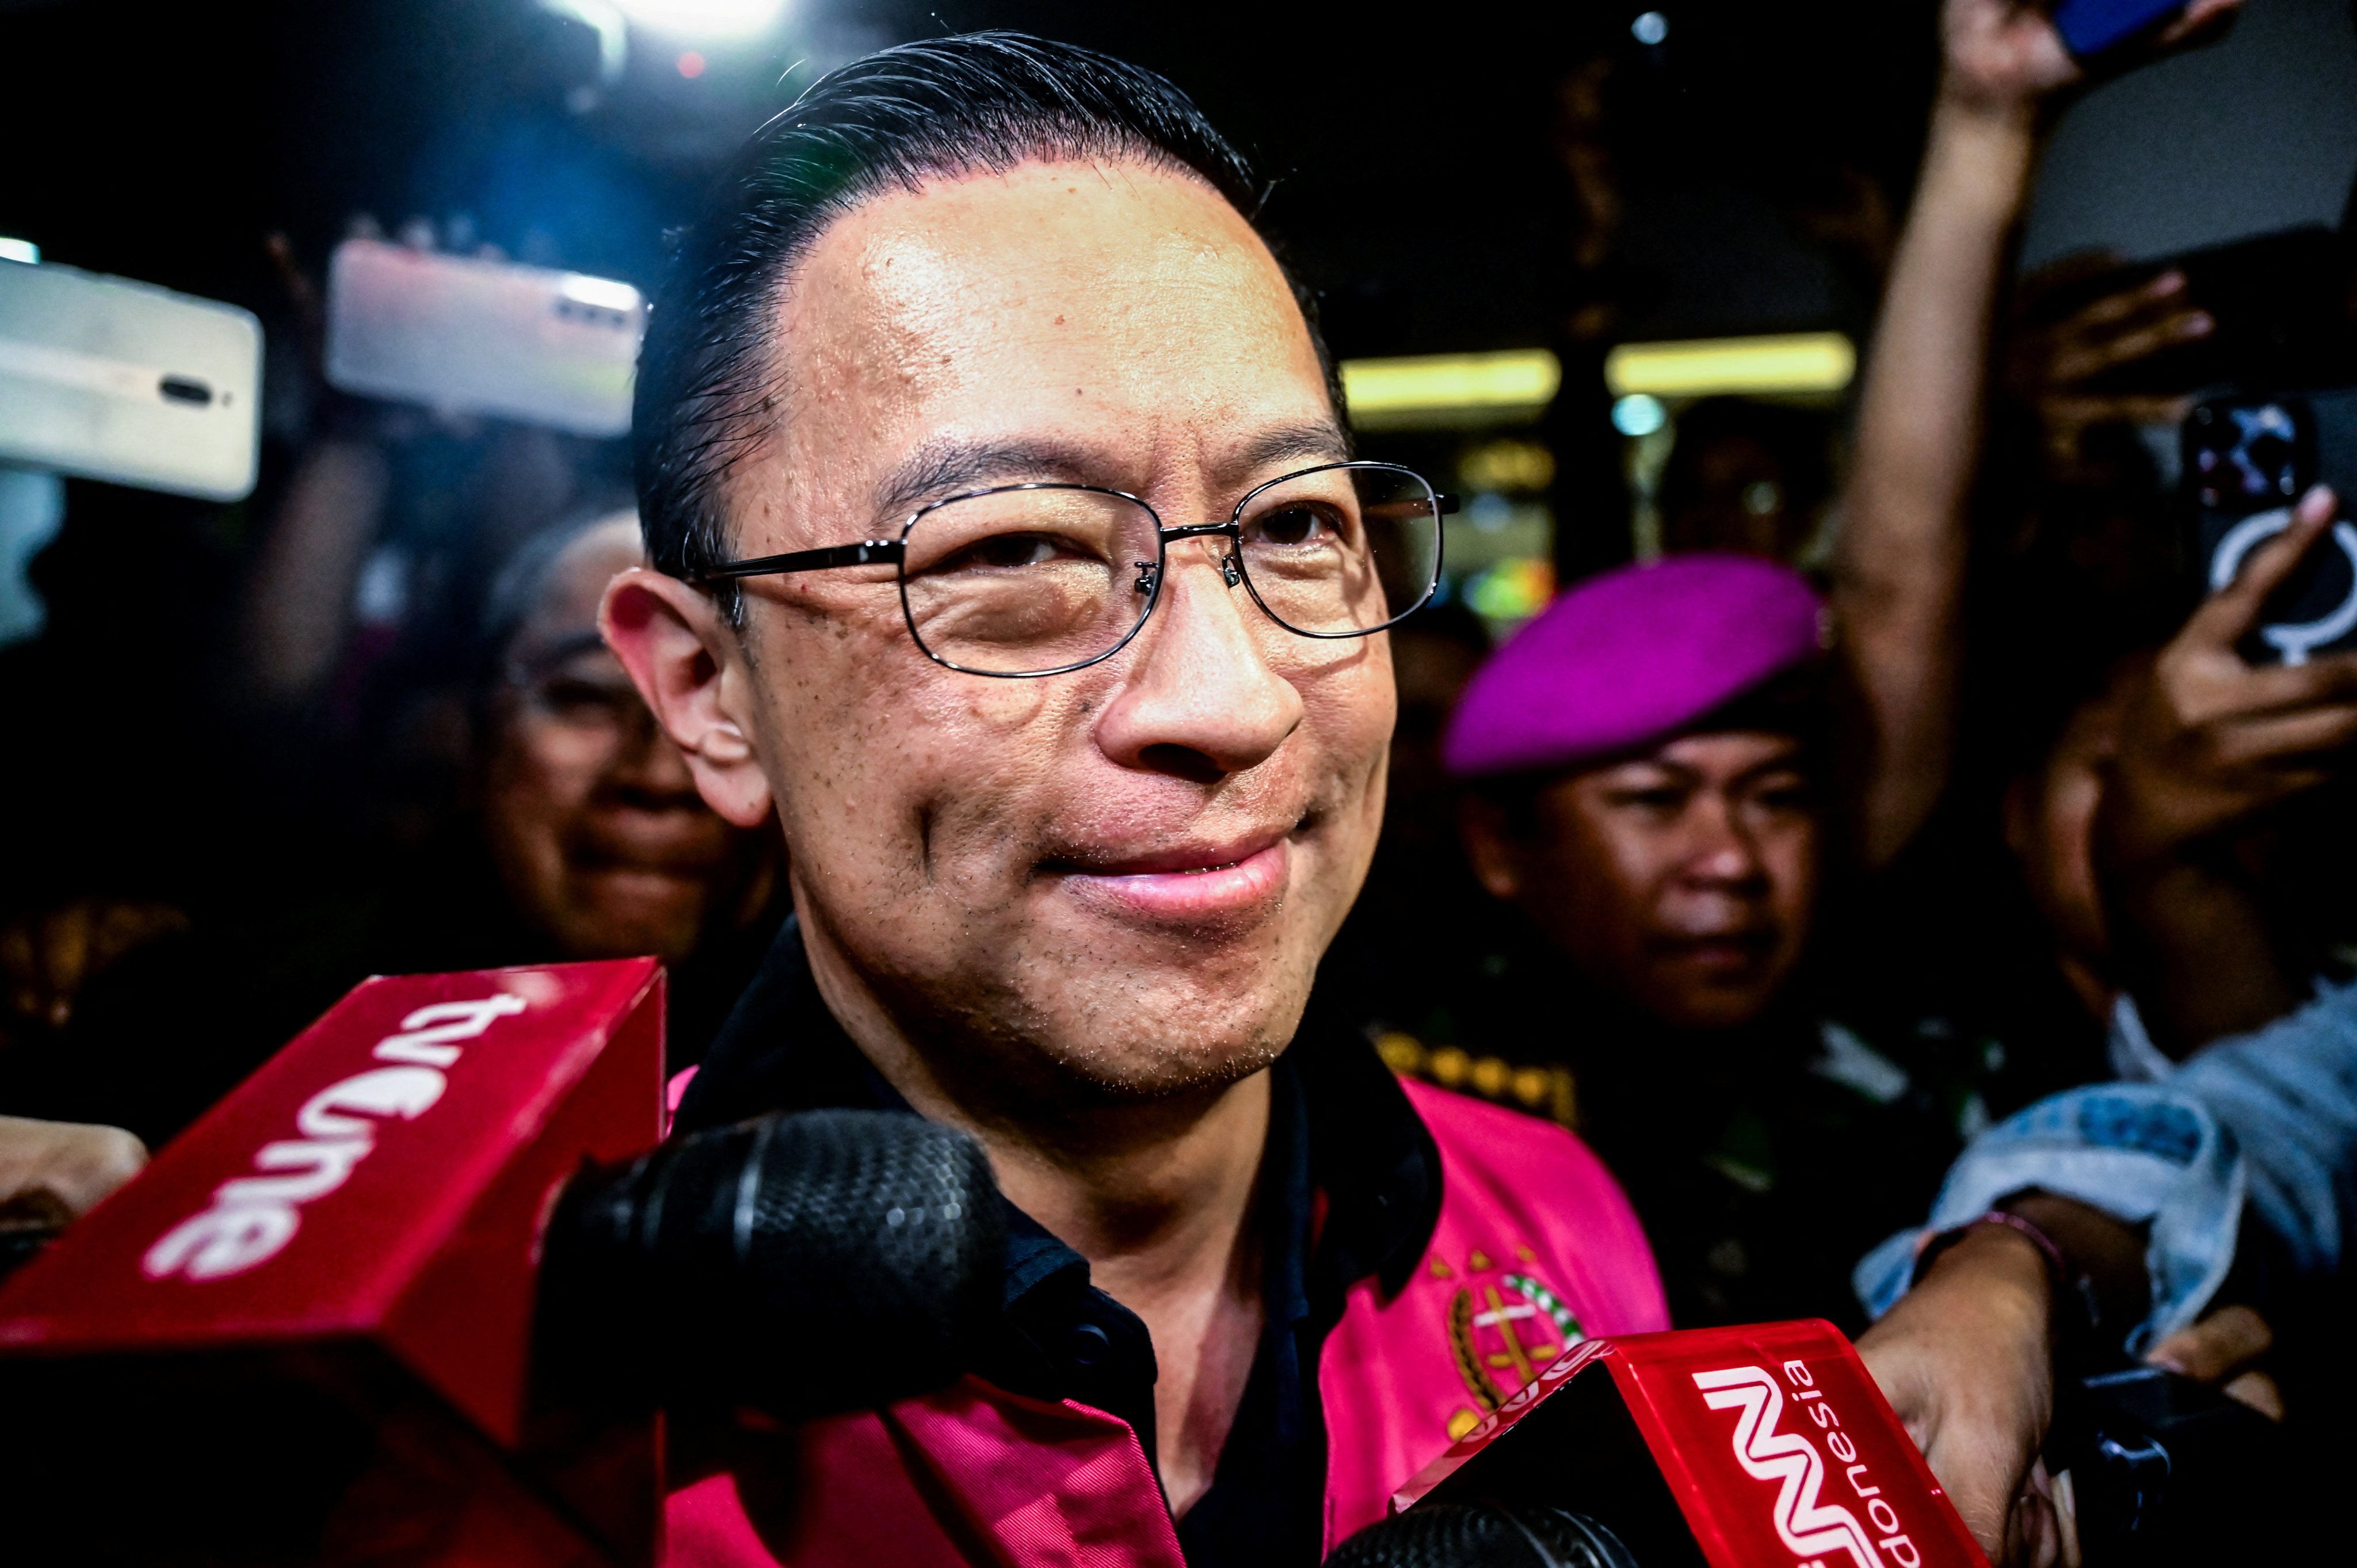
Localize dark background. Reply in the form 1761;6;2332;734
0;0;1940;356
7;0;2355;912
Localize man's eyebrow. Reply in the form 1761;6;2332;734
1733;752;1814;789
874;438;1100;517
1232;419;1352;475
871;418;1352;521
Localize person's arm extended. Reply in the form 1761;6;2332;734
1862;1191;2287;1561
1858;1196;2142;1565
1834;3;2061;869
1851;1066;2253;1561
237;434;391;707
1835;0;2240;868
2176;980;2357;1276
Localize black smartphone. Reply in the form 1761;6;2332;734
2185;390;2357;663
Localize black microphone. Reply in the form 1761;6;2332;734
1329;1502;1642;1568
536;1105;1006;1421
0;964;1009;1567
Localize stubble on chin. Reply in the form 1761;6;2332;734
886;909;1313;1119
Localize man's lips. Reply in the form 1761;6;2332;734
1653;930;1777;970
1044;833;1294;923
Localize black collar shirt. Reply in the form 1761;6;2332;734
672;918;1443;1566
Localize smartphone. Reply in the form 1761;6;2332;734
2185;389;2357;663
0;260;262;502
325;239;642;438
2051;0;2188;59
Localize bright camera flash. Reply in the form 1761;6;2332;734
611;0;787;38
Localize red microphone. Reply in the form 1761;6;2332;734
0;959;668;1567
1333;1321;1990;1568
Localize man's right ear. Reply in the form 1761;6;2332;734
600;568;776;830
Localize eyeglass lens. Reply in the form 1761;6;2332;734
898;464;1440;676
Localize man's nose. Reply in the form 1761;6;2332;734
1092;540;1303;781
1680;793;1769;888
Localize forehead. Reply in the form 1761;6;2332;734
516;516;641;646
1610;730;1808;777
752;158;1332;537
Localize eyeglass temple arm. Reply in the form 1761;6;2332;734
695;539;906;581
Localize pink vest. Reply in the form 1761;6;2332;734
665;1079;1666;1566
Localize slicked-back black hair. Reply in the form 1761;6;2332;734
634;32;1326;611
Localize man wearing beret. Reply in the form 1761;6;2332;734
1428;554;1969;1332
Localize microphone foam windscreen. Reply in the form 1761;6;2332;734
1329;1504;1643;1568
542;1108;1004;1421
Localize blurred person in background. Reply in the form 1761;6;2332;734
1756;0;2357;1555
1816;0;2357;1103
1434;555;1963;1331
0;502;784;1149
0;227;641;1068
474;508;780;974
1320;602;1498;1035
1854;495;2357;1566
1656;396;1838;565
1364;0;2268;1343
1862;243;2230;1088
1727;0;2259;1108
1356;0;2124;1333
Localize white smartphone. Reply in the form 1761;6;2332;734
325;239;642;437
0;260;263;502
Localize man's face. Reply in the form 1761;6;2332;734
484;517;771;963
682;162;1392;1111
1469;731;1818;1031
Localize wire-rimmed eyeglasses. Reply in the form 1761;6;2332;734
693;459;1452;677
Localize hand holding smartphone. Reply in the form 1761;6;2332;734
2186;392;2357;665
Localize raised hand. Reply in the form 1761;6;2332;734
2103;487;2357;872
1940;0;2081;109
2005;261;2213;482
1940;0;2244;113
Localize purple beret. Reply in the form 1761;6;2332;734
1443;552;1826;779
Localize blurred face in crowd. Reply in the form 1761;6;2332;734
1660;433;1810;563
604;161;1391;1117
1463;730;1818;1031
485;514;773;963
2003;658;2146;1004
1385;615;1492;846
